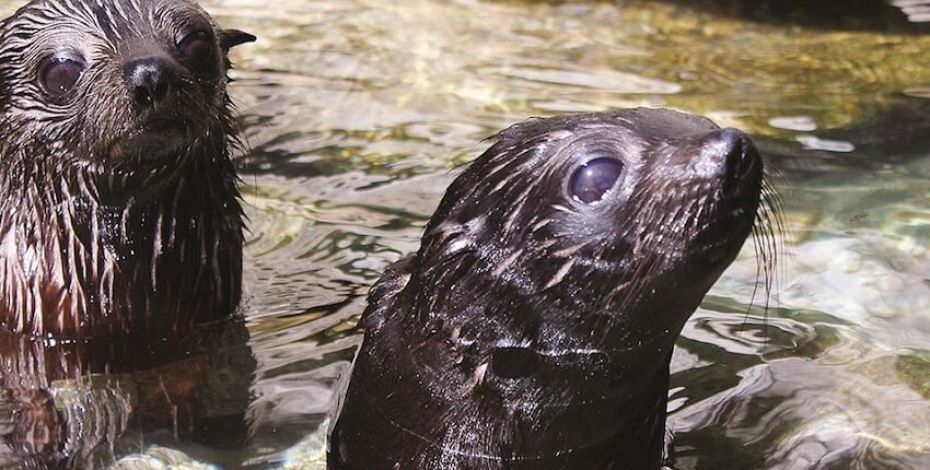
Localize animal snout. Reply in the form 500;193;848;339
124;57;177;107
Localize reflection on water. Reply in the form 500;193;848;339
0;0;928;468
0;322;254;468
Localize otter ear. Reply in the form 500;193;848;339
218;29;256;52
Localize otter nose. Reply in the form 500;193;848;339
124;57;176;107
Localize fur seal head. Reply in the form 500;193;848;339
409;108;763;350
330;108;768;470
0;0;254;166
0;0;254;338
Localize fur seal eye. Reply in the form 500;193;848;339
39;57;85;97
570;158;624;203
178;31;214;65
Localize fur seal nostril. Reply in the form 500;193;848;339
0;0;255;339
329;108;767;470
125;57;175;106
710;128;753;172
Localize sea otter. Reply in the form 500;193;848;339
0;0;255;339
329;108;766;469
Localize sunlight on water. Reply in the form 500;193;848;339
0;0;927;468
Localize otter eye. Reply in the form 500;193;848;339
40;57;85;97
178;31;214;65
570;158;624;204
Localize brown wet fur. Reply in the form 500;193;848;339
0;0;255;339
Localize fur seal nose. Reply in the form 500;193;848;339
697;127;759;186
124;57;176;107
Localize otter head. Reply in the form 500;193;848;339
0;0;255;168
410;108;764;368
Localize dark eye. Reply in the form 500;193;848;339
178;31;214;65
40;57;85;97
570;158;625;204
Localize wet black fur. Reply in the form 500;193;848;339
330;108;765;470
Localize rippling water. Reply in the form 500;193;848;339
0;0;928;469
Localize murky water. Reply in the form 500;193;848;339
0;0;928;468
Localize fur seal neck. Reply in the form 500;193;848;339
330;108;768;470
0;0;255;339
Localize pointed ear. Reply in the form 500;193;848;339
218;29;256;52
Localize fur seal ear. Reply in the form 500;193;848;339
218;29;256;51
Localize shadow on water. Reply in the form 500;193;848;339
501;0;930;31
0;322;255;469
757;95;930;179
820;95;930;160
650;0;930;31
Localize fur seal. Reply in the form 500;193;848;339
0;0;255;339
329;108;766;469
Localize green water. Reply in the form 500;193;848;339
0;0;928;468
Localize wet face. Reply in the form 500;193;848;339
414;109;764;349
0;0;254;167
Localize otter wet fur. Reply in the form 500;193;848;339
329;108;775;469
0;0;255;338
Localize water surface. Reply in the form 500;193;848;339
0;0;928;468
